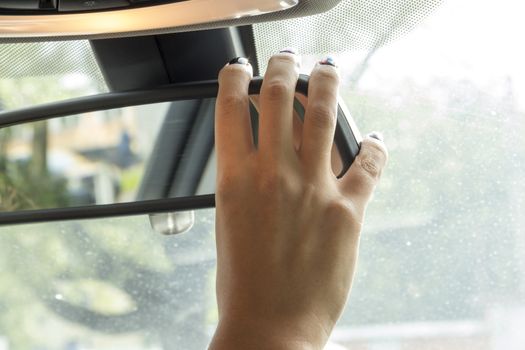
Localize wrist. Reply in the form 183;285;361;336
209;316;325;350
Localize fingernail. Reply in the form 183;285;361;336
229;57;250;65
280;47;298;55
368;131;384;142
320;56;337;68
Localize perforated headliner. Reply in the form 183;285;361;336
253;0;442;70
255;0;442;54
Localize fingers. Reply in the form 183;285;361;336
259;51;301;158
300;57;340;177
339;134;388;212
216;58;254;169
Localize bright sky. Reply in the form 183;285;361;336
347;0;525;110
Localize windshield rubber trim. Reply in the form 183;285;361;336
0;195;215;226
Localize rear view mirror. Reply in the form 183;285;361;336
0;75;361;225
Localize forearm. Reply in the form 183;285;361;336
209;320;320;350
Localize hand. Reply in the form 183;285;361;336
210;53;388;350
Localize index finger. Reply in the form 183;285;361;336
215;58;255;170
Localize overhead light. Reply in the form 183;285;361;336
0;0;299;38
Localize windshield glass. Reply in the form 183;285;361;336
0;41;106;111
0;210;216;349
275;0;524;348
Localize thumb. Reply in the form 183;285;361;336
339;132;388;213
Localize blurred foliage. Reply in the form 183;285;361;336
0;160;69;211
339;76;525;325
120;166;144;194
0;124;69;212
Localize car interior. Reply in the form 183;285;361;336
0;0;523;349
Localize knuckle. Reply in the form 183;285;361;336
263;79;293;101
360;156;381;178
325;198;362;234
361;138;388;164
308;102;337;129
327;198;353;217
356;143;387;179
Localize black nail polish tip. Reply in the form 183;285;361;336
229;57;249;65
280;47;298;55
320;56;337;67
368;132;384;142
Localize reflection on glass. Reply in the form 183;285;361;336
0;102;169;211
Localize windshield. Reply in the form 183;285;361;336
0;210;216;349
0;0;524;349
0;41;106;111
